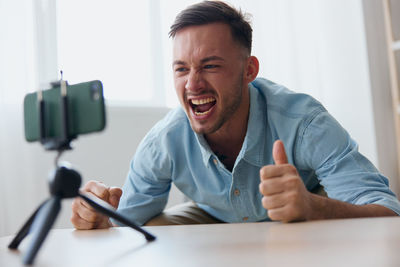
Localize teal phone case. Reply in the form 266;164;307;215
24;80;106;142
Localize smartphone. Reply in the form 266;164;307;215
24;80;106;142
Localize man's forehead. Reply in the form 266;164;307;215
172;23;234;59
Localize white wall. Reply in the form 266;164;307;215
251;0;377;164
0;0;185;237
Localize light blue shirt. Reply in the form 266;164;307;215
117;78;400;225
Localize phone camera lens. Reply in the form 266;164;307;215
91;83;101;101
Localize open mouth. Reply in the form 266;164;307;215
189;97;216;116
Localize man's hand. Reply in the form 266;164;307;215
259;140;313;222
71;180;122;230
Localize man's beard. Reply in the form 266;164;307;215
191;73;244;135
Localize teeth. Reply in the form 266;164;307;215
194;109;212;116
191;97;215;105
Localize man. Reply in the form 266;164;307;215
71;1;400;229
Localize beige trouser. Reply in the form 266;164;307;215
144;202;224;226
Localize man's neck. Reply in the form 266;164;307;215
206;132;245;172
205;91;250;171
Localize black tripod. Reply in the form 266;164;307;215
8;79;155;265
8;164;156;265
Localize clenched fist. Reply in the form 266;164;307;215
71;180;122;230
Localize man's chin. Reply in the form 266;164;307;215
189;121;210;135
189;120;221;135
190;125;208;135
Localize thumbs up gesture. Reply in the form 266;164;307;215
259;140;313;222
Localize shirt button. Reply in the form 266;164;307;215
243;217;249;221
234;189;240;196
213;158;218;165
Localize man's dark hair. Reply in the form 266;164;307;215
169;1;253;55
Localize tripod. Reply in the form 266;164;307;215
8;78;155;265
8;163;156;265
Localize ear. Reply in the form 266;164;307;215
244;56;259;83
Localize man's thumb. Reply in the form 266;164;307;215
273;140;288;165
108;187;122;209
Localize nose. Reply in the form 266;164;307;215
185;70;204;92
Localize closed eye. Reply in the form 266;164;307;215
204;65;219;69
175;67;188;72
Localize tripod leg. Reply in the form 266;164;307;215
79;192;156;241
8;199;49;249
23;196;61;265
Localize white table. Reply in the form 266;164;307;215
1;217;400;267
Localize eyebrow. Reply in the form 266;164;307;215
201;56;225;64
173;60;186;66
172;56;225;66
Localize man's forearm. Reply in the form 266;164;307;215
308;194;397;220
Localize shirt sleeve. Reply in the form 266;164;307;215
113;138;173;226
295;110;400;215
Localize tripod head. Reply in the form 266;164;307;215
39;78;75;151
49;165;81;198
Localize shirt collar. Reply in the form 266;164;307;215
194;83;267;168
195;133;214;167
239;83;267;167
